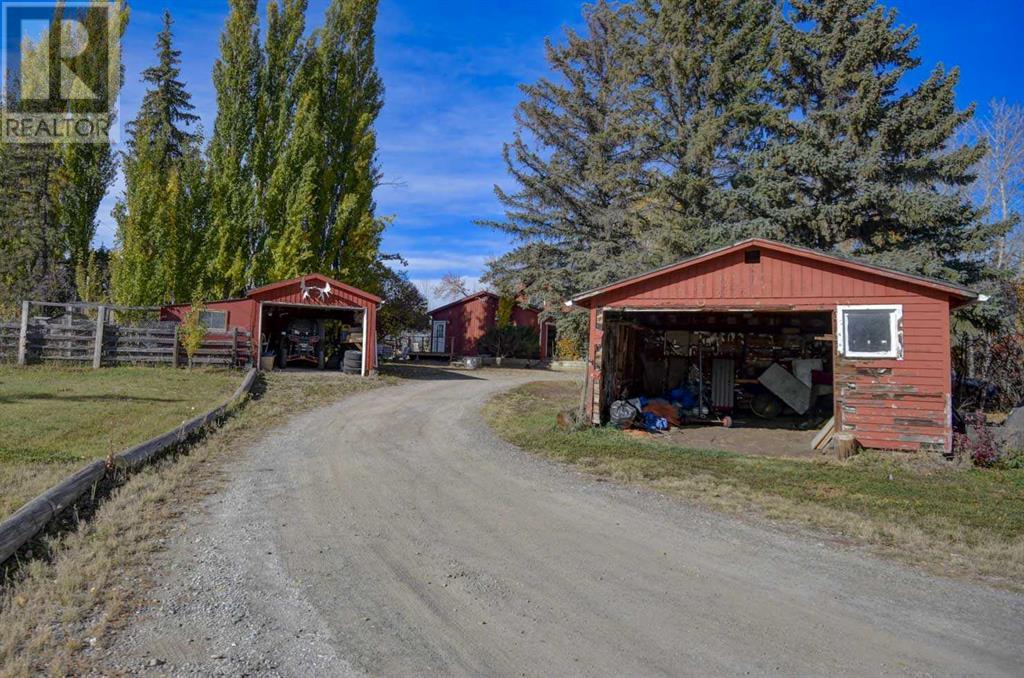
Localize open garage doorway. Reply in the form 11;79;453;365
599;309;836;456
259;303;368;374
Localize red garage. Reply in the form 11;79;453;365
162;274;380;375
568;239;982;453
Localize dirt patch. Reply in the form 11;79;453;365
657;421;819;458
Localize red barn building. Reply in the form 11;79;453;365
427;291;553;360
161;274;380;375
568;239;981;453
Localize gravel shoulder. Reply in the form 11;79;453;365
100;367;1024;677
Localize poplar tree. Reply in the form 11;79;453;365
267;0;384;290
255;0;308;283
54;1;129;298
206;0;261;297
739;0;992;281
113;11;205;305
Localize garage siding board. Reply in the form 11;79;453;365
575;240;973;453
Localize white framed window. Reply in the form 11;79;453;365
837;305;903;359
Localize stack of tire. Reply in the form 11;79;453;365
342;350;362;375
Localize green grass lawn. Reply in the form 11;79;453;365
485;381;1024;588
0;366;242;518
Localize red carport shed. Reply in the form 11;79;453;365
568;239;982;454
162;274;380;375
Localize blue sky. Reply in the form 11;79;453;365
98;0;1024;307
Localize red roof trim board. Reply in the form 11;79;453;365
567;238;981;308
247;273;382;304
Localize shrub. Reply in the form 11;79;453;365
555;310;588;359
179;301;208;368
478;325;539;359
953;412;1001;467
555;336;581;360
997;449;1024;470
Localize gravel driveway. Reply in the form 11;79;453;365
102;367;1023;677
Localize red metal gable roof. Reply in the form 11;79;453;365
427;291;498;316
247;274;382;305
568;238;980;308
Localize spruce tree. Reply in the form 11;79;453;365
130;11;200;160
481;1;652;306
113;11;206;306
739;0;991;281
206;0;261;297
631;0;779;257
483;0;779;318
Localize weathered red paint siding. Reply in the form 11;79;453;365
577;242;970;453
429;292;545;358
160;274;380;371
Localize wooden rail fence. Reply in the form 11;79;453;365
0;301;251;368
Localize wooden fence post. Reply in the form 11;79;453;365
16;301;29;366
171;325;180;368
92;306;105;369
232;327;239;367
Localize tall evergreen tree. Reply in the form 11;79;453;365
0;1;128;305
738;0;992;281
206;0;261;297
129;11;200;159
113;11;206;305
632;0;779;257
481;2;652;306
483;0;778;319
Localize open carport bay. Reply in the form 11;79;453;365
260;303;366;372
600;308;835;450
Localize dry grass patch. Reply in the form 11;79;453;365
485;381;1024;589
0;366;241;518
0;371;395;677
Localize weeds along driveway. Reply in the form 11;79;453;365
104;367;1023;677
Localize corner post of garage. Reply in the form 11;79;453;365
586;306;605;424
255;301;264;368
361;306;369;376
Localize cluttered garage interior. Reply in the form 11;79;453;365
569;239;981;456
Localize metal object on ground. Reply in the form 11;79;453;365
711;358;735;410
758;363;812;414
